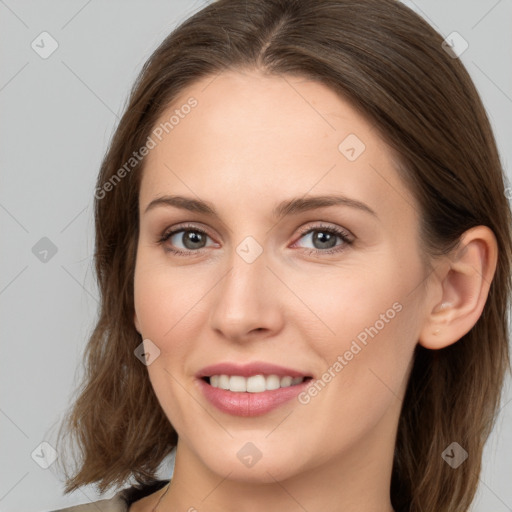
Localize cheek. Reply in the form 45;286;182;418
299;251;421;390
133;258;201;429
133;255;205;341
294;259;407;343
294;271;418;454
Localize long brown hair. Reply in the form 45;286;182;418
53;1;512;510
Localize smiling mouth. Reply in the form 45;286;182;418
202;374;313;393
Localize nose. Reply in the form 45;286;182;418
208;244;284;343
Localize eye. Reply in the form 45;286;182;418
292;223;354;255
157;224;216;256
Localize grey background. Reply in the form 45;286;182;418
0;1;511;511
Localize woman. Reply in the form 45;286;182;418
52;0;512;511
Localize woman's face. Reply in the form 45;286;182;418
134;70;430;483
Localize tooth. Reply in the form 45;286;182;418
280;376;292;388
246;375;266;393
266;374;281;390
229;375;247;392
218;374;230;390
208;374;306;392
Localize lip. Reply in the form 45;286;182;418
197;378;311;417
196;361;313;417
196;361;310;379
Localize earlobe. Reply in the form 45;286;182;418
418;226;498;350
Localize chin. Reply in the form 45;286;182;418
195;440;310;484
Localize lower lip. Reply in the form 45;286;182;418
197;378;310;417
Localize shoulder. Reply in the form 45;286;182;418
49;479;170;512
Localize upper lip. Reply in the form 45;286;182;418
196;361;311;379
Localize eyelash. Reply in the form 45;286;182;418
157;222;354;257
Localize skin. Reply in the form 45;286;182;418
131;69;498;512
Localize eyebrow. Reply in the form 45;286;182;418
144;194;378;218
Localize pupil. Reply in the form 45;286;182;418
184;231;204;249
314;231;336;249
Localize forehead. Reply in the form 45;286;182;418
139;70;417;227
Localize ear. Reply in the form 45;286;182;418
418;226;498;349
